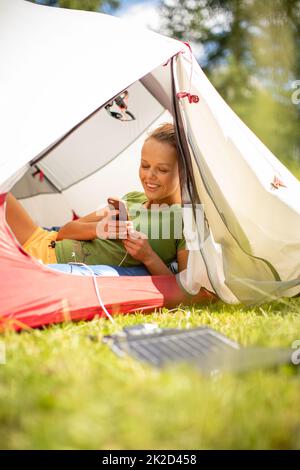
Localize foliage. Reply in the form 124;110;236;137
160;0;300;172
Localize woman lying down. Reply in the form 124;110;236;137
6;123;216;303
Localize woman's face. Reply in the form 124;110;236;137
139;138;181;204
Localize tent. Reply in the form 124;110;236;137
0;0;299;330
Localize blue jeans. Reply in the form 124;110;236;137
47;264;150;277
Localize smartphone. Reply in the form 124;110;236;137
107;197;128;221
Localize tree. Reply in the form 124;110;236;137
160;0;300;171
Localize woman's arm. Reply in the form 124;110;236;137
122;233;173;275
122;236;190;276
143;250;173;275
177;249;189;273
143;247;189;275
56;221;100;241
56;206;123;241
56;206;108;241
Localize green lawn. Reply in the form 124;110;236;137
0;297;300;450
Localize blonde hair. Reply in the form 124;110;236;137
146;123;177;151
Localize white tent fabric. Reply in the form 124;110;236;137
0;0;181;191
174;53;300;302
0;0;299;305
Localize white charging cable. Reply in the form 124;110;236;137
68;262;115;324
118;250;128;267
118;219;134;267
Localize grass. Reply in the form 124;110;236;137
0;297;300;450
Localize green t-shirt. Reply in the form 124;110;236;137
55;191;186;266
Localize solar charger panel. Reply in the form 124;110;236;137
102;324;292;374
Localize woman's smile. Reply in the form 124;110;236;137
144;182;161;192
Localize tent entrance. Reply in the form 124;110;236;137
11;65;175;227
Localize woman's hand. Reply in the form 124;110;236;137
56;206;123;241
96;209;133;240
122;230;154;263
123;229;176;275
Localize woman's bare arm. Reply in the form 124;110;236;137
143;250;173;275
56;206;112;241
144;248;189;276
177;249;189;273
121;239;189;276
56;221;100;241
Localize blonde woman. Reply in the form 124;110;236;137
6;123;189;277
